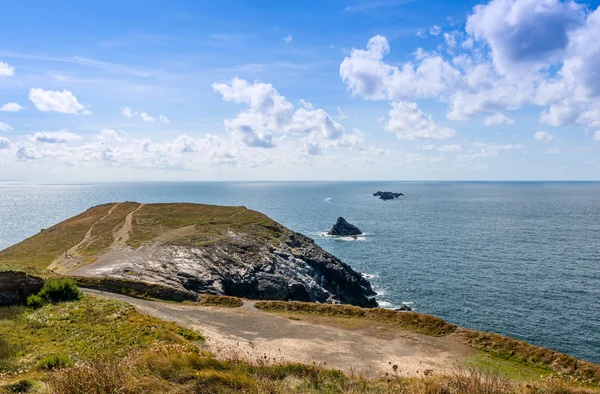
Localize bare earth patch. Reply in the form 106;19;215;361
85;289;475;377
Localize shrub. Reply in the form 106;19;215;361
37;278;82;304
26;294;46;309
38;354;72;370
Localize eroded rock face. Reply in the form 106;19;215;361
0;271;44;305
327;217;363;236
73;228;378;308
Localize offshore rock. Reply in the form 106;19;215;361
327;217;363;237
373;191;404;200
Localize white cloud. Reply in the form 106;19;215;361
466;0;585;74
0;137;10;149
29;130;83;144
28;88;90;115
96;128;126;142
140;112;156;122
533;131;554;142
386;102;456;140
443;32;457;48
0;103;24;112
16;146;41;161
430;25;442;36
484;112;515;126
546;147;560;154
594;131;600;141
0;61;14;76
0;122;12;132
282;34;293;43
421;144;462;151
459;143;527;160
159;115;170;124
336;107;348;119
213;78;354;152
122;106;134;118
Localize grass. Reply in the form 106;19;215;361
27;278;82;308
128;203;281;248
197;294;244;308
39;345;600;394
0;295;203;376
81;202;140;256
0;203;116;272
255;301;457;336
71;276;198;302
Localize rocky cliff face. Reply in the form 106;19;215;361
73;225;377;307
0;271;44;305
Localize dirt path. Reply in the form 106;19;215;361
111;203;145;248
85;290;475;377
49;203;122;272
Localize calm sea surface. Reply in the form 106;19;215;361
1;181;599;363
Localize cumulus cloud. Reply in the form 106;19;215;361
386;102;456;140
212;78;356;153
29;130;83;144
96;128;126;141
0;103;24;112
339;3;600;129
430;25;442;36
122;106;133;118
594;131;600;141
533;131;554;142
140;112;156;122
0;61;14;76
282;34;293;43
29;89;91;115
484;112;515;126
159;115;170;124
466;0;585;74
0;122;12;132
16;146;41;161
0;137;10;149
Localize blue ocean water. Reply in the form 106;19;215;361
1;181;599;363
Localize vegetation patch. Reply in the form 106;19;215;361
0;295;203;376
198;294;244;308
255;301;457;336
26;278;82;308
81;202;141;256
0;203;116;272
456;328;600;385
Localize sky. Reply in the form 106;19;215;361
1;0;600;181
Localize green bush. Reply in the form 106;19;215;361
26;294;46;309
38;354;72;370
37;278;82;303
27;278;82;309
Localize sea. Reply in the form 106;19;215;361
1;181;599;363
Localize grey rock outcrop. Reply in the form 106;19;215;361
373;191;404;200
0;271;44;305
327;217;363;236
72;226;378;308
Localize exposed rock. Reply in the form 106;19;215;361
0;271;44;305
67;205;378;308
327;217;363;237
394;303;413;312
373;191;404;200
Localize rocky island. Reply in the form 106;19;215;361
373;191;404;200
327;217;363;236
0;202;377;307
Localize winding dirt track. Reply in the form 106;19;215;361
85;289;475;377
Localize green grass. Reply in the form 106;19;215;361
255;301;457;336
128;203;281;248
197;294;244;308
0;203;116;272
0;295;203;374
464;353;550;381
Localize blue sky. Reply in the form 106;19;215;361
1;0;600;181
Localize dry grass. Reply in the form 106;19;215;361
41;344;600;394
255;301;457;336
197;294;244;308
81;202;140;255
71;276;198;302
0;204;115;272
